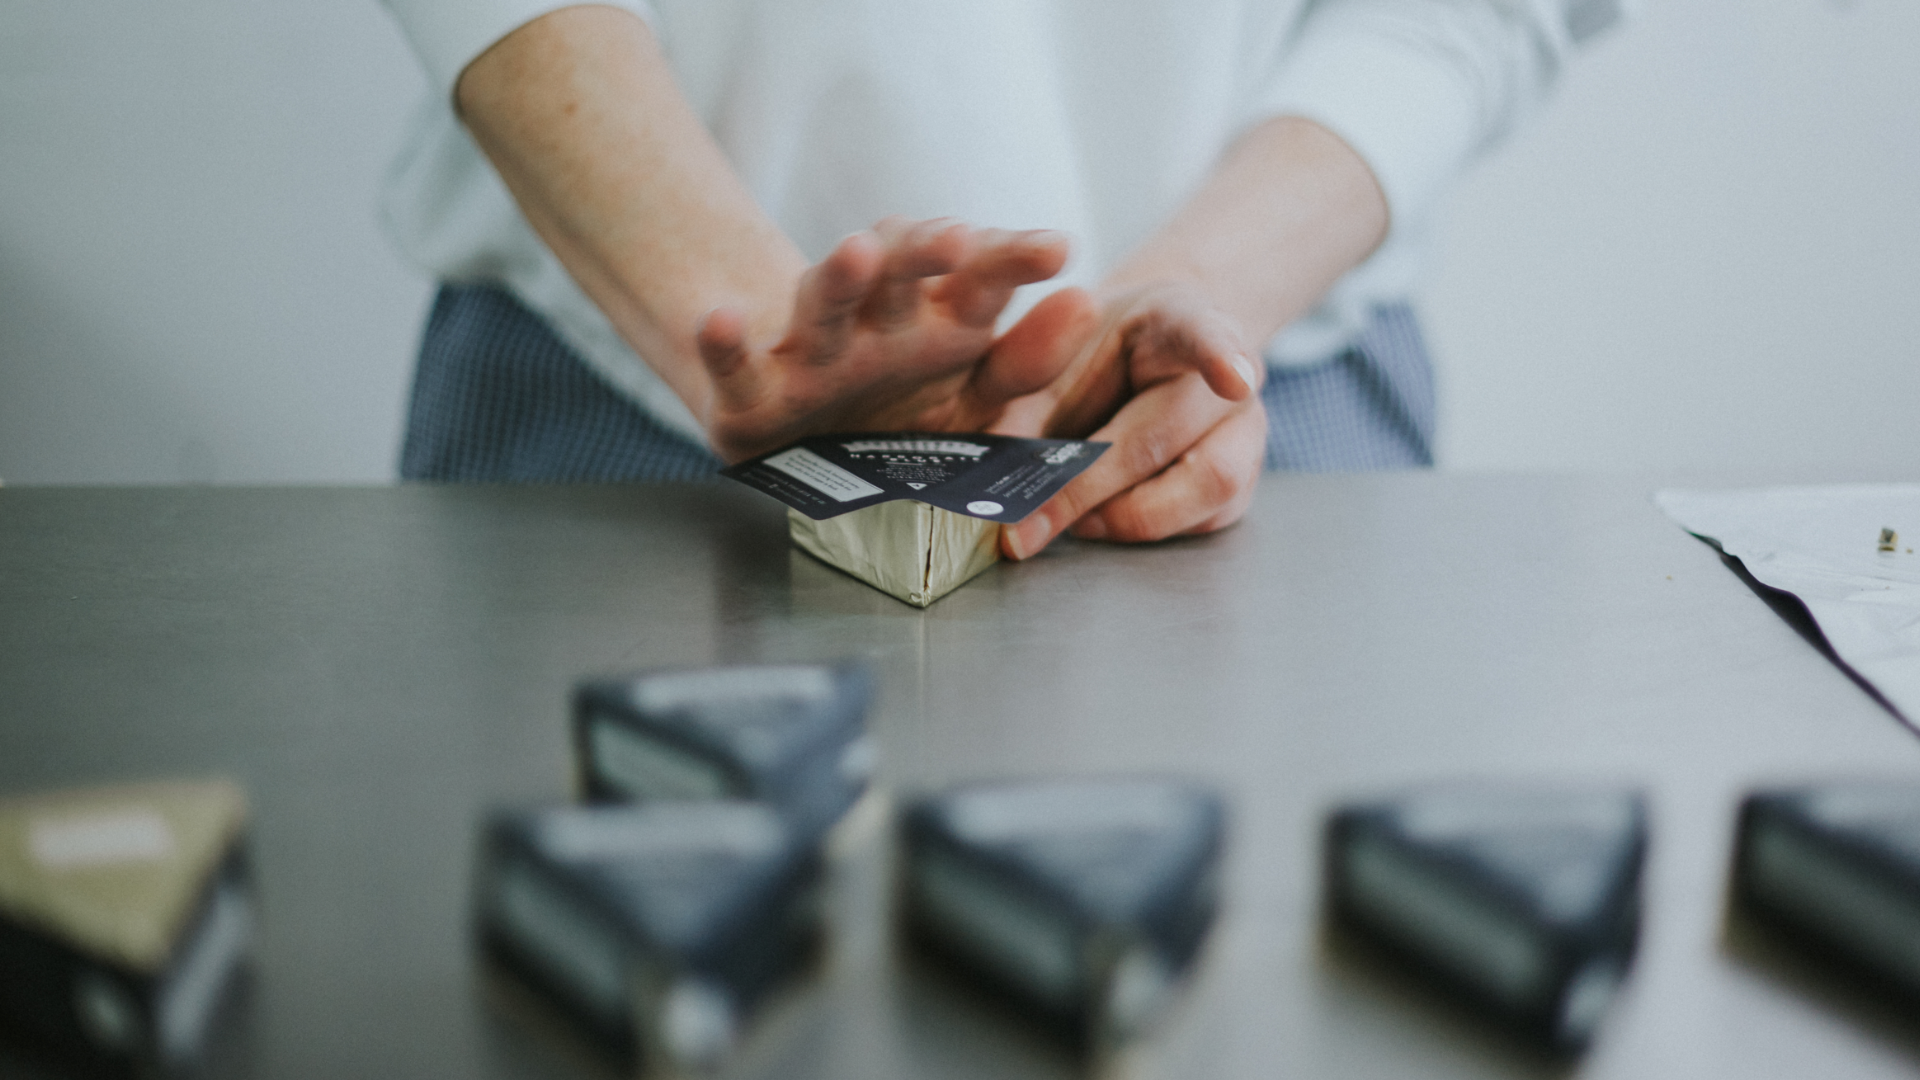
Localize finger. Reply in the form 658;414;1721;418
988;393;1057;439
1001;371;1232;560
776;231;885;366
859;218;971;327
1036;315;1137;441
931;228;1071;328
1124;304;1261;402
1072;398;1266;542
697;306;760;413
870;215;971;275
958;286;1098;428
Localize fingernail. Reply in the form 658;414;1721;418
1028;230;1068;246
1233;356;1260;392
1073;516;1107;540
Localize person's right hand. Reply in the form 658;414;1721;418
695;217;1077;462
984;281;1267;559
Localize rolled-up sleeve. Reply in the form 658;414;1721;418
380;0;658;102
1252;0;1628;234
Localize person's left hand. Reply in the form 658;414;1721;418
986;282;1269;559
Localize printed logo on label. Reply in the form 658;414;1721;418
966;501;1004;516
764;448;884;502
1039;444;1085;465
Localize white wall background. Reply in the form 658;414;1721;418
0;1;427;484
1426;0;1920;473
0;0;1915;484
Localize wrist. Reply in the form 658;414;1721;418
1089;276;1261;366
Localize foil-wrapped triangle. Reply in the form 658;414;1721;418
788;501;1001;607
723;432;1106;609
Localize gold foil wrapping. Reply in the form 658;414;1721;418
0;779;247;971
789;502;1000;607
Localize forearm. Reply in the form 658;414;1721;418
1100;115;1388;349
454;5;804;427
995;116;1387;555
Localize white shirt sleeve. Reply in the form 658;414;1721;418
1251;0;1629;235
380;0;658;103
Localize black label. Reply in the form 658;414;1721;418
721;433;1107;522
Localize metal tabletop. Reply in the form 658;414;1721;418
3;475;1918;1079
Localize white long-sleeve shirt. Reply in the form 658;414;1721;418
378;0;1623;449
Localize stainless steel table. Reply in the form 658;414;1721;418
4;475;1919;1079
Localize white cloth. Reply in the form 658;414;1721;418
378;0;1622;448
1656;486;1920;724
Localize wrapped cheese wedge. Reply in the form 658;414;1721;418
573;662;876;842
1734;782;1920;1000
788;502;1000;608
724;433;1105;608
0;779;251;1069
1324;785;1647;1052
899;778;1225;1050
474;803;822;1074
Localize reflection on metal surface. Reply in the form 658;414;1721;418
9;482;1920;1078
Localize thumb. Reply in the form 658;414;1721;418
698;306;764;415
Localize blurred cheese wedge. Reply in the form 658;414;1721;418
900;778;1225;1051
1735;782;1920;999
474;802;822;1073
0;779;251;1067
572;663;876;843
1324;785;1646;1052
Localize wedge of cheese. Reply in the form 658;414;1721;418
900;778;1226;1051
1325;785;1646;1052
0;779;252;1066
572;663;876;842
788;501;1001;607
475;803;822;1073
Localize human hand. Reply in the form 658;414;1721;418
695;217;1074;463
987;282;1268;559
